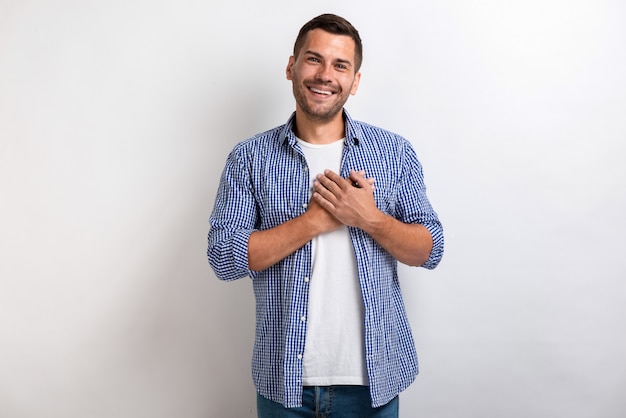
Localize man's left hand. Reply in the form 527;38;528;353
312;169;378;229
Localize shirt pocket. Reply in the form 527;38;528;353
368;169;396;216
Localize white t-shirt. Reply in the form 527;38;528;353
296;137;368;386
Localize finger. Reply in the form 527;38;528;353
311;190;336;211
321;169;349;188
317;171;348;192
349;169;366;180
349;170;373;191
348;169;365;186
313;179;340;204
314;174;335;192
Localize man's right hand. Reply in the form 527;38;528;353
304;195;343;235
247;195;342;272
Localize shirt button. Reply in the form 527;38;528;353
302;203;308;209
304;277;310;283
300;316;306;322
297;354;303;360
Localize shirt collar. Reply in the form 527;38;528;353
281;109;362;148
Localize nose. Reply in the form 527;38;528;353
315;63;333;82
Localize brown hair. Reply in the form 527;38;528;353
293;14;363;72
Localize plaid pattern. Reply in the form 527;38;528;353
208;110;444;408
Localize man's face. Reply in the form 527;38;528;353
286;29;361;124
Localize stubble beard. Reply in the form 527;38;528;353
292;79;351;124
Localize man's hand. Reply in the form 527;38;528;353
312;169;433;266
249;169;431;271
247;174;349;272
312;169;378;229
305;195;343;234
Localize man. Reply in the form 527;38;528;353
208;13;444;418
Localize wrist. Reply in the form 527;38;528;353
359;209;389;236
299;209;324;237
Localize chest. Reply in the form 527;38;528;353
250;144;399;228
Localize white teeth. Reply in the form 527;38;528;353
310;87;332;95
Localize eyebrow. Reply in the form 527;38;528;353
304;50;353;67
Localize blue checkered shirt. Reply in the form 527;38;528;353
208;110;444;408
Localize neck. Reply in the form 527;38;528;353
293;110;345;144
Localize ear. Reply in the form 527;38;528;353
350;71;361;95
286;56;295;80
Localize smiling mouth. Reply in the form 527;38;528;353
309;87;334;96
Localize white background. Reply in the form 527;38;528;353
1;1;625;417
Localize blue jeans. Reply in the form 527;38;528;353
256;386;399;418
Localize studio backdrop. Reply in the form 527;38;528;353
1;1;625;417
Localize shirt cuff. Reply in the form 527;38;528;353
422;221;444;269
232;228;256;278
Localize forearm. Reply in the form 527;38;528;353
248;212;321;272
361;211;434;267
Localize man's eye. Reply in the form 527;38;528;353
308;57;320;63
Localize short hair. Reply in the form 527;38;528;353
293;14;363;72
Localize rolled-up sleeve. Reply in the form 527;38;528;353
207;147;258;281
398;142;444;270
